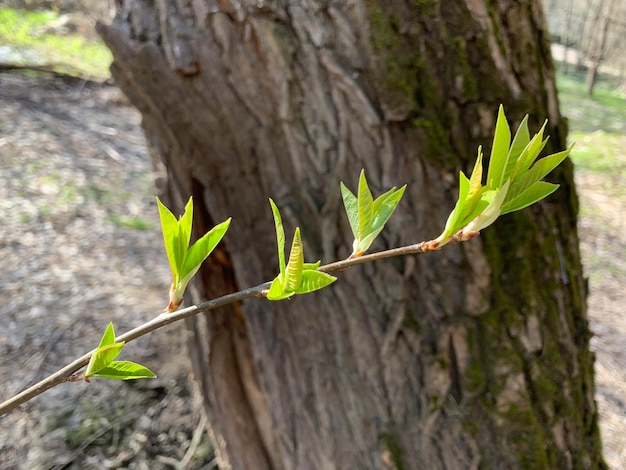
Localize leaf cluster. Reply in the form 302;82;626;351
157;197;231;312
341;170;406;257
85;323;155;381
266;199;337;300
437;105;573;245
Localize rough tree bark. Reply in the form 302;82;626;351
98;1;605;469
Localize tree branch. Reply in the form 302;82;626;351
0;238;452;416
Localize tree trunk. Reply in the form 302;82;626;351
98;1;604;468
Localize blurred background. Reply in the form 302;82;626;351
0;0;624;468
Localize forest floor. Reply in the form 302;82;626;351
0;70;624;469
558;71;626;468
0;73;215;469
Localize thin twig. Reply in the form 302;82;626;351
319;242;429;273
0;237;457;417
0;283;268;416
179;412;208;468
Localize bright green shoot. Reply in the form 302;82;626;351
266;199;337;300
436;105;573;246
157;197;231;312
84;323;156;381
340;170;406;257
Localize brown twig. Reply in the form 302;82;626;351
0;283;268;416
0;237;458;417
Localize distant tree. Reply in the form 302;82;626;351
584;0;618;94
546;0;626;93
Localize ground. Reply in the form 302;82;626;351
0;71;624;469
0;73;215;469
577;159;626;469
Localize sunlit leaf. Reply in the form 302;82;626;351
464;181;510;233
90;361;156;380
371;185;407;232
351;184;406;255
158;197;232;312
456;149;485;226
266;201;337;300
512;124;549;178
441;171;471;238
468;148;484;199
181;218;231;278
501;181;559;215
371;186;398;221
285;228;304;292
504;145;573;205
178;197;194;266
85;342;125;377
303;261;321;270
501;115;530;183
269;199;286;276
357;170;374;236
295;270;337;295
267;276;294;300
157;197;182;279
342;170;406;256
459;191;493;231
355;230;380;256
340;182;359;239
434;106;571;245
97;322;116;348
486;105;511;189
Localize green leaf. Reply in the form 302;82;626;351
459;190;493;232
342;170;406;256
434;106;571;244
441;171;471;238
464;181;510;233
355;230;381;256
157;197;196;281
181;218;231;279
357;170;374;237
97;322;116;348
351;184;406;255
504;145;573;206
340;182;359;239
486;105;512;189
500;115;530;183
85;342;125;377
269;199;286;276
295;270;337;295
267;276;295;300
511;124;549;179
303;261;321;270
178;197;194;265
370;186;397;220
158;197;232;312
456;149;485;226
90;361;156;380
86;323;125;377
284;228;304;292
173;214;229;305
501;181;559;215
371;185;407;232
265;201;337;301
468;148;484;198
157;197;182;279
